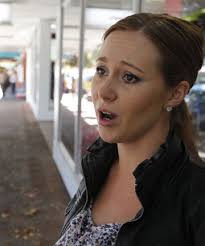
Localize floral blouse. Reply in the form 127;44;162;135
54;203;121;246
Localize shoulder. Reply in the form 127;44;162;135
181;157;205;200
172;156;205;209
61;178;86;235
184;158;205;244
187;157;205;193
64;178;86;217
180;157;205;223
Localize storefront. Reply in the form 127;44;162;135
51;0;205;197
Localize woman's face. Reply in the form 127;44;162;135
91;30;171;143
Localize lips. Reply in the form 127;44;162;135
98;108;118;118
97;108;118;126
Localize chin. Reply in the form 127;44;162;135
98;130;118;143
98;129;124;144
99;127;144;145
99;135;117;143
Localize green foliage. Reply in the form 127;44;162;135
84;44;102;68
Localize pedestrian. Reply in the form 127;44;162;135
0;71;4;97
0;70;10;97
54;13;205;245
9;69;17;95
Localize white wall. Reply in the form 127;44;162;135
26;20;54;121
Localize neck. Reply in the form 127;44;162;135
116;124;170;175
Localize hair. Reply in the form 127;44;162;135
104;13;204;163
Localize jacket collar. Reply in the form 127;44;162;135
82;128;188;209
82;137;118;199
133;129;187;209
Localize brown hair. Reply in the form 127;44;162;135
104;13;204;162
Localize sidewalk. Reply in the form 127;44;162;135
0;100;69;246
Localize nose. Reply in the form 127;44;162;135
98;79;117;102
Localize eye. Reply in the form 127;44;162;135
96;66;107;76
123;72;141;84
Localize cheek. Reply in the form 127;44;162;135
125;90;165;121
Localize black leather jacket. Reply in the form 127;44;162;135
61;130;205;245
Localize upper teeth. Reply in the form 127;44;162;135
102;111;113;120
102;111;111;115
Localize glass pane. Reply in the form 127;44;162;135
81;5;152;155
80;27;101;155
71;0;133;10
60;3;81;159
87;0;133;10
142;0;166;13
80;6;136;155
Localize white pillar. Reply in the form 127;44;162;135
35;19;53;120
26;47;32;104
132;0;142;13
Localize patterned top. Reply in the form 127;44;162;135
54;203;121;246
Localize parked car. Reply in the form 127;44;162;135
185;83;205;131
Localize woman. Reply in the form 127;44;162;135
55;13;205;245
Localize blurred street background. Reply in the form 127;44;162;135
0;1;205;245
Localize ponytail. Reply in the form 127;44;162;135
171;100;202;163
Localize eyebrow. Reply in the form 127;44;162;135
96;56;144;74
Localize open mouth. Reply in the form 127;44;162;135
99;111;117;121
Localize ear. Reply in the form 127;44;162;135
166;81;190;107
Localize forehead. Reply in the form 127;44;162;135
100;31;161;73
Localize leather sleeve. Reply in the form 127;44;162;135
60;178;86;236
188;165;205;246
